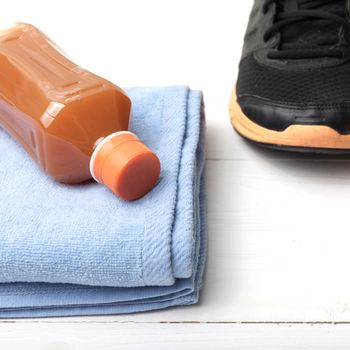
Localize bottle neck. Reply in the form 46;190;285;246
90;131;138;182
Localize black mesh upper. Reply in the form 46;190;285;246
237;55;350;108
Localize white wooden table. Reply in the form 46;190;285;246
2;1;350;348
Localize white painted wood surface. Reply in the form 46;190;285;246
2;0;350;348
2;324;350;350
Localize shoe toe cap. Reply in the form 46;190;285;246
237;55;350;134
238;96;350;134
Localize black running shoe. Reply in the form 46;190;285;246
230;0;350;153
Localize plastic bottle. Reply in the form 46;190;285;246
0;23;160;200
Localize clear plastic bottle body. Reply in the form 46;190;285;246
0;23;131;183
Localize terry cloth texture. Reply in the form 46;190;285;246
0;86;207;318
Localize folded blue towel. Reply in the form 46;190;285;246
0;86;206;317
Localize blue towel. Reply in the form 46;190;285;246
0;86;206;317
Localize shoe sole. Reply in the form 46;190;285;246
229;89;350;154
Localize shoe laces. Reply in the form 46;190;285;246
263;0;350;59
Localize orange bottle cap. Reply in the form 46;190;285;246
90;132;161;201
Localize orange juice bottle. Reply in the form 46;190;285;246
0;23;160;200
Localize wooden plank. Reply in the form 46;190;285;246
1;0;249;107
1;323;350;349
